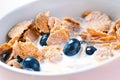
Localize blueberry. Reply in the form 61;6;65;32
22;56;40;71
2;52;11;62
16;56;23;63
1;48;12;62
86;46;97;55
40;34;49;46
63;38;81;56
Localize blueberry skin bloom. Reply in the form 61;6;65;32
22;56;40;71
86;46;97;55
40;34;49;46
63;38;81;56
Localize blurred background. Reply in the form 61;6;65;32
0;0;34;18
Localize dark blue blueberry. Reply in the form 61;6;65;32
86;45;97;55
1;48;12;62
40;34;49;46
16;56;23;63
22;56;40;71
63;38;81;56
2;52;11;62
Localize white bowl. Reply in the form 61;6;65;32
0;0;120;80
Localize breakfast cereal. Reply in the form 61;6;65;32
0;10;120;73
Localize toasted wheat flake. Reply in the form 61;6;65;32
99;36;116;41
35;11;50;33
81;10;93;18
85;11;111;32
7;59;22;68
8;20;33;38
47;28;70;45
41;45;62;63
87;28;107;37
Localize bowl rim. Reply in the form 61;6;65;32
0;54;119;76
0;0;120;76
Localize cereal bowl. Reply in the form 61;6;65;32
0;0;120;80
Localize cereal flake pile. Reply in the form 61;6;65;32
0;10;120;71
